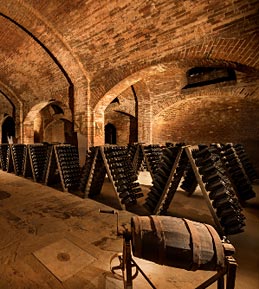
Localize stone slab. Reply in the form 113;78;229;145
33;238;96;281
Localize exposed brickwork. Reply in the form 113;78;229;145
0;92;13;118
0;0;258;169
105;111;131;146
153;96;259;171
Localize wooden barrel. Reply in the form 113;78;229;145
131;216;225;271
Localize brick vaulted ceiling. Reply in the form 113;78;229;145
0;0;258;130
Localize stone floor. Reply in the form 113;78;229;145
0;170;258;289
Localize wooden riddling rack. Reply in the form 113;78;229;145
189;145;246;236
216;143;257;201
131;144;164;179
80;145;143;210
143;144;251;236
44;144;81;192
10;144;27;176
0;144;26;175
181;143;257;201
144;145;189;216
0;144;10;171
233;143;258;183
23;143;51;182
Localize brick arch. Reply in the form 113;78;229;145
1;115;16;143
23;101;72;144
90;34;258;109
0;0;90;136
154;82;259;120
164;34;259;72
0;81;23;142
93;65;170;145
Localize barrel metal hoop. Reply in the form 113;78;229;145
204;224;225;269
183;218;201;271
149;216;166;264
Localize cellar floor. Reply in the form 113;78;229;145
0;170;258;289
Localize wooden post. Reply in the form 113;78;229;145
185;146;224;236
83;147;99;198
154;147;183;215
99;146;125;210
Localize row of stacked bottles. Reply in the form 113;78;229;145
80;146;143;208
0;143;81;192
0;142;257;236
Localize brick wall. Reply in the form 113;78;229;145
44;120;65;143
105;111;134;146
0;0;258;153
153;96;259;172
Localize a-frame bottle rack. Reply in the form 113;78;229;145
45;144;81;192
6;145;14;173
144;145;246;236
131;143;145;174
185;145;243;236
1;144;26;175
131;144;163;179
127;143;138;164
10;144;26;176
233;143;258;183
22;144;50;182
81;146;107;199
144;145;189;215
23;145;33;179
0;144;9;171
80;145;144;210
141;144;163;179
80;146;100;194
217;143;256;201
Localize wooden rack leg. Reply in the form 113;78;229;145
99;146;125;210
153;147;183;215
226;256;237;289
217;276;225;289
196;255;237;289
185;146;224;236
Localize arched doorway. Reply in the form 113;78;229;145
23;101;73;144
105;123;116;144
2;115;15;143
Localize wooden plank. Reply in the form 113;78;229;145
141;145;155;180
99;146;125;210
10;145;18;175
6;145;14;173
185;146;224;236
54;145;67;192
154;147;183;215
132;145;140;173
28;145;38;182
44;146;58;186
22;145;33;178
84;148;99;198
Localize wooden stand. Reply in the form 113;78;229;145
45;144;81;192
145;145;225;235
99;146;126;210
23;145;33;179
185;146;225;236
82;147;100;198
80;145;143;210
153;147;184;214
0;144;9;171
6;145;14;173
9;144;26;176
111;229;237;289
